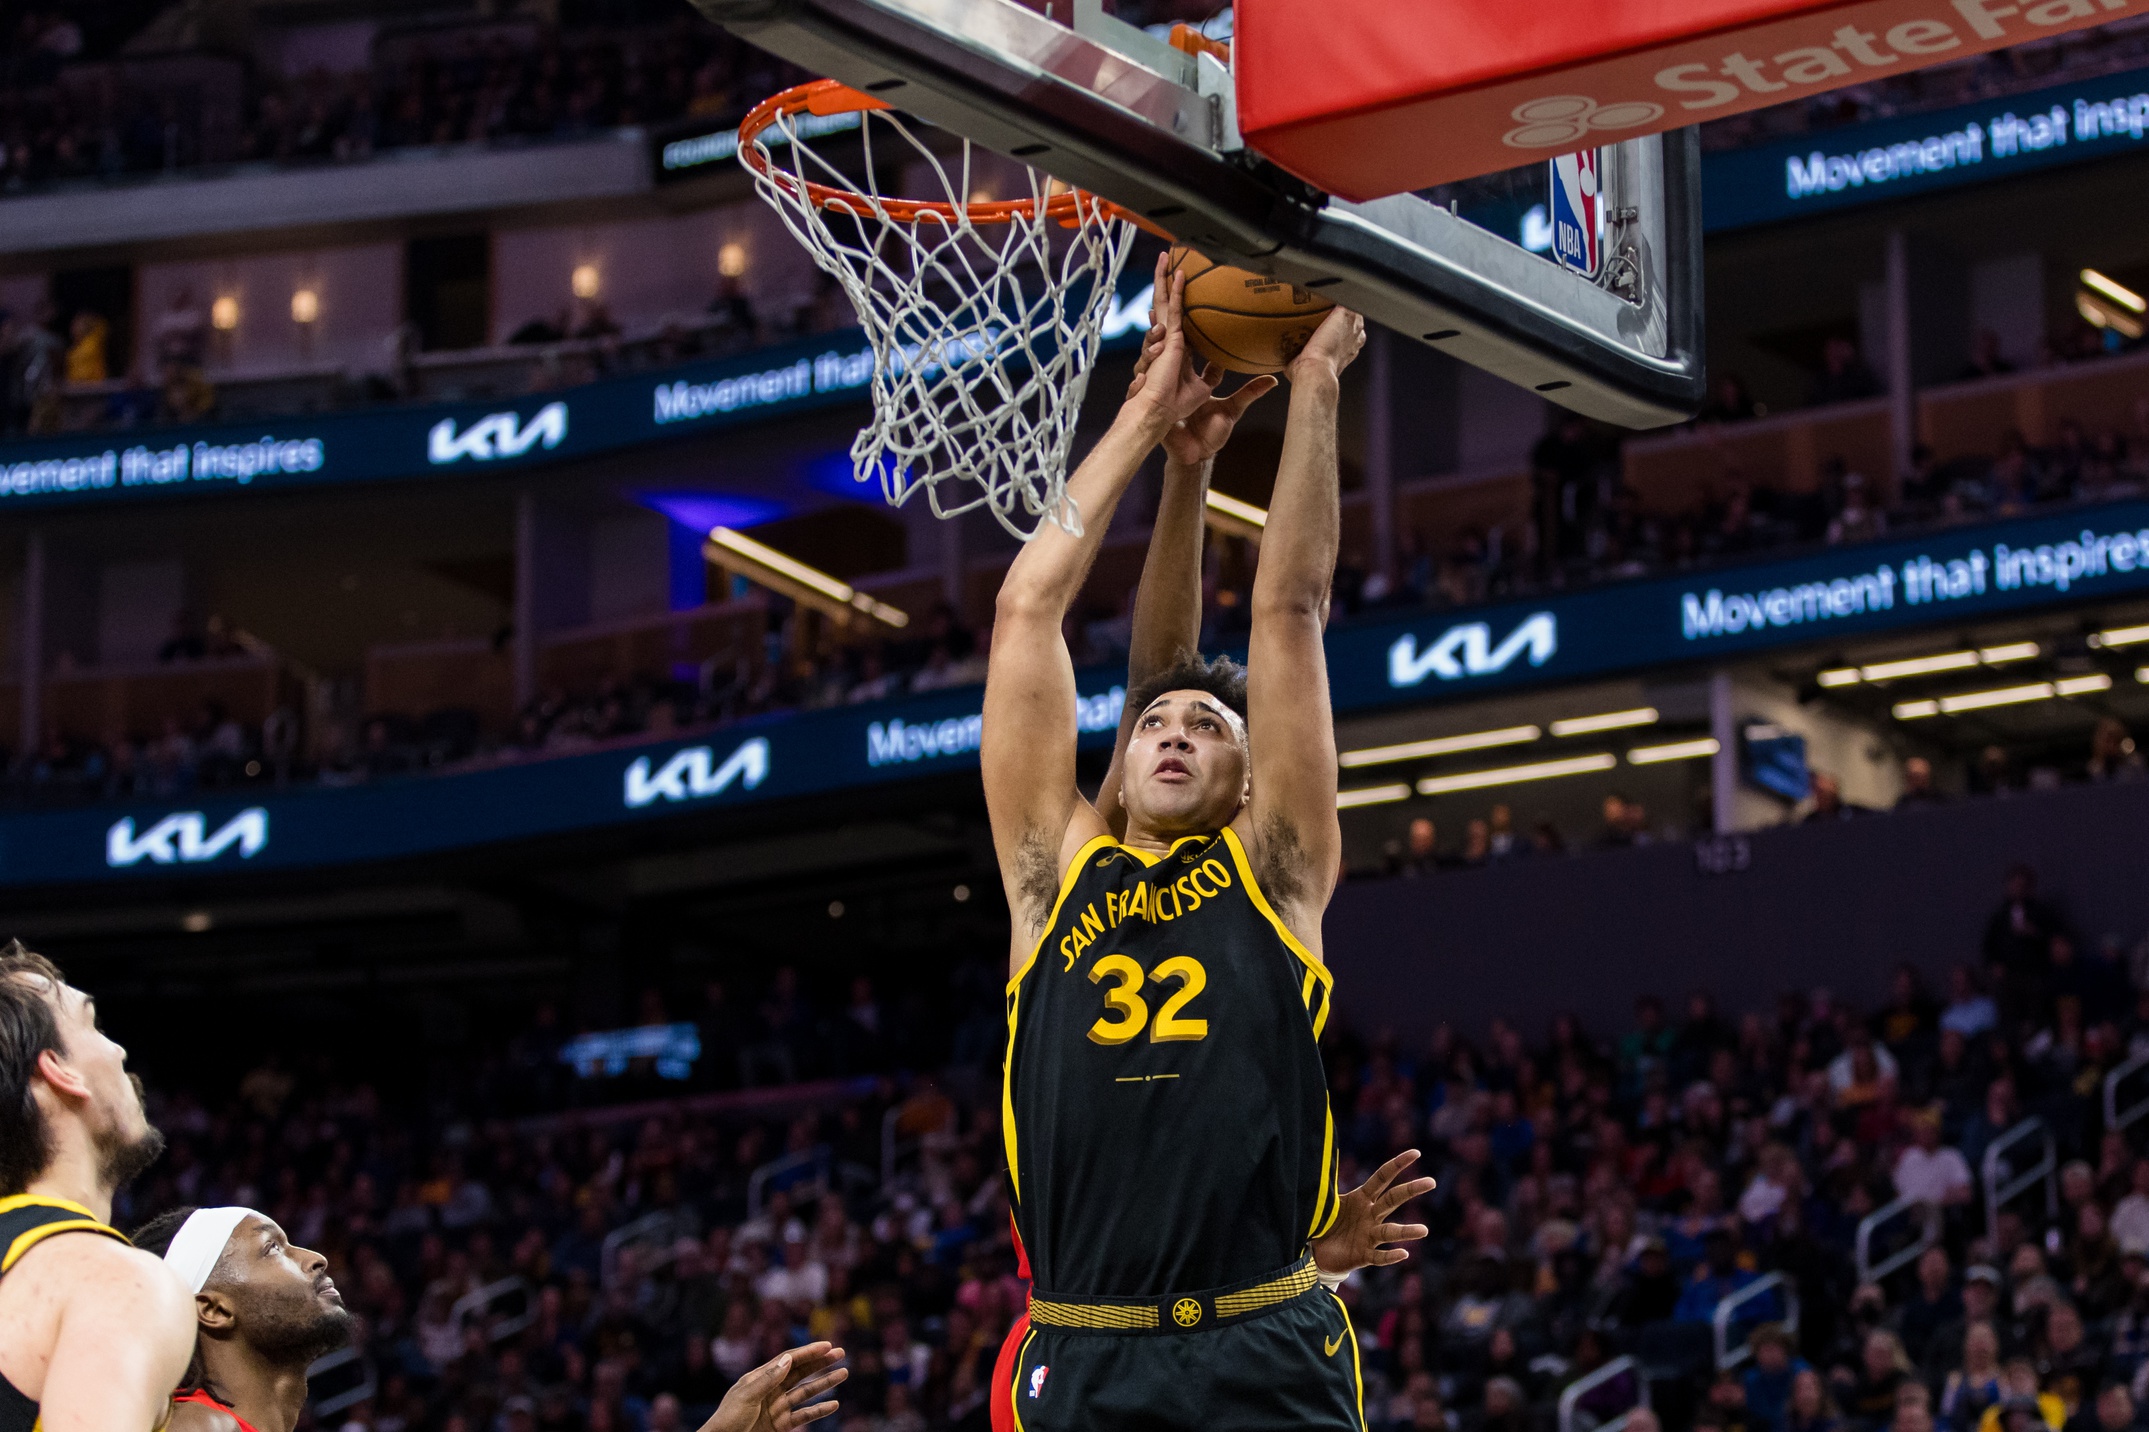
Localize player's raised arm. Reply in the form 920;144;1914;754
1240;306;1364;941
1096;259;1277;835
982;268;1222;949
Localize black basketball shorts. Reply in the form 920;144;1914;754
1004;1289;1364;1432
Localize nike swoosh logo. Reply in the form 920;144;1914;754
1324;1332;1346;1356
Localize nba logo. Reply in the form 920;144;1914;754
1547;150;1602;280
1029;1366;1049;1398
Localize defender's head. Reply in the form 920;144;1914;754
1122;654;1249;838
0;940;161;1196
135;1207;351;1371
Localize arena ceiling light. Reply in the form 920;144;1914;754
2055;674;2113;696
2138;667;2149;684
1819;642;2042;688
1894;681;2067;719
2078;292;2145;341
1415;752;1616;796
1203;490;1269;543
704;526;910;629
2082;268;2147;314
2090;623;2149;649
1548;707;1658;737
1628;737;1720;765
1338;725;1541;768
1336;783;1411;809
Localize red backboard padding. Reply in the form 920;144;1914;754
1236;0;2130;200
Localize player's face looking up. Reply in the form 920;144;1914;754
35;976;163;1188
200;1214;351;1360
1122;691;1249;836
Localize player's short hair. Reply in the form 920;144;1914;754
129;1205;198;1259
0;941;66;1196
1127;651;1247;725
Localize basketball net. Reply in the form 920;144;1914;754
739;82;1143;540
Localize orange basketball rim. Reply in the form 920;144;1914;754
738;79;1167;234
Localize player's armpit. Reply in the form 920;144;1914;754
38;1241;195;1432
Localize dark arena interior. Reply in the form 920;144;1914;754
6;2;2149;1432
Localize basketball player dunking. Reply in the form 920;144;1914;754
0;942;195;1432
983;256;1416;1430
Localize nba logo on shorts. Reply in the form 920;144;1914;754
1548;150;1602;280
1029;1366;1049;1398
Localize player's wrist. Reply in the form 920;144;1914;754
1287;364;1343;395
1119;396;1181;444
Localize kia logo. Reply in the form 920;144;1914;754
106;808;268;867
623;738;769;808
1388;613;1558;687
427;402;568;465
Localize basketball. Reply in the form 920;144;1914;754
1167;245;1335;376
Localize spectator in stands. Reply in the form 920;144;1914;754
155;359;214;423
1983;865;2066;1010
1898;758;1946;808
1828;467;1888;545
1940;966;1999;1040
2086;719;2144;783
1675;1228;1762;1322
1750;1325;1814;1432
1389;817;1440;877
1698;372;1761;425
1937;1321;2005;1431
2109;1161;2149;1254
1838;1330;1918;1429
1894;1106;1975;1208
64;309;109;384
1787;1368;1841;1432
1830;1024;1900;1107
1596;793;1650;848
1805;772;1854;822
1811;336;1884;406
0;301;62;433
1898;1249;1964;1367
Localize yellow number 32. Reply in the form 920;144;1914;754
1087;955;1209;1045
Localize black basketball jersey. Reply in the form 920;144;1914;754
1002;828;1339;1299
0;1195;131;1432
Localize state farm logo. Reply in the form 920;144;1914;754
623;737;769;809
106;808;268;868
427;402;568;465
1504;95;1666;149
1388;613;1558;687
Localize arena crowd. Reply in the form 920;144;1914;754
110;862;2149;1432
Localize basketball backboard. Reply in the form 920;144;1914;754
687;0;1707;429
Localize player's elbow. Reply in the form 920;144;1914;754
994;579;1062;629
1251;584;1329;624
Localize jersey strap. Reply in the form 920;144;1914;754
1025;1252;1320;1337
0;1195;128;1274
173;1389;265;1432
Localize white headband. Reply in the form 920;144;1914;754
161;1207;256;1294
